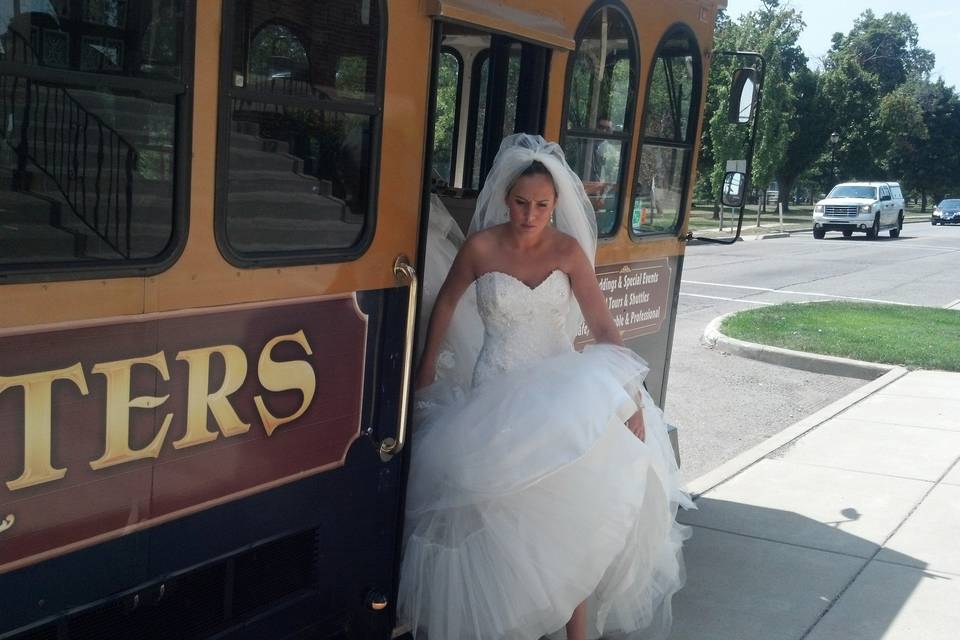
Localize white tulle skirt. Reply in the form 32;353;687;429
398;344;694;640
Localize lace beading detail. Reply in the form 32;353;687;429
473;270;574;388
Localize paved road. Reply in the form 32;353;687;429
665;222;960;481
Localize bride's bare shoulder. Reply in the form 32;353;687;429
462;226;499;252
552;230;587;261
455;227;501;273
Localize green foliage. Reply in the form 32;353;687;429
432;52;460;182
821;10;942;185
568;38;632;131
879;80;928;188
904;81;960;202
704;1;806;205
826;11;934;95
819;54;885;179
698;4;960;208
774;68;829;207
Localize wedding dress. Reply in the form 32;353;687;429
399;266;694;640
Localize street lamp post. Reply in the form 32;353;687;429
829;131;840;183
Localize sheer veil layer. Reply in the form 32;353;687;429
469;134;598;342
420;134;599;389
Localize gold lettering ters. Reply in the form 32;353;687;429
255;331;316;436
1;331;317;491
89;352;173;470
173;345;251;449
2;364;89;490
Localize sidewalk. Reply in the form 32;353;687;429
669;368;960;640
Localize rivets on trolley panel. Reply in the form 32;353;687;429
366;590;388;612
125;593;140;613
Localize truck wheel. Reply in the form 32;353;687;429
866;216;879;239
890;214;903;238
813;228;825;239
842;230;853;237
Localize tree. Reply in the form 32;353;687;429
774;68;829;210
889;80;960;209
916;81;960;204
827;11;934;95
432;52;460;183
819;54;885;180
822;11;935;182
703;0;807;212
694;11;732;212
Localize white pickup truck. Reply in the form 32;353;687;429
812;182;905;239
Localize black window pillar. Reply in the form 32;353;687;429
515;43;548;136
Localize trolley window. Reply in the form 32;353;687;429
432;47;462;187
464;43;524;191
631;25;701;237
217;0;385;266
0;0;192;277
561;4;639;237
465;49;489;190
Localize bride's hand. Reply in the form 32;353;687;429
627;411;645;441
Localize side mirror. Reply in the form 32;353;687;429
881;194;891;201
728;68;759;124
721;171;746;207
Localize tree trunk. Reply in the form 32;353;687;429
777;174;796;213
712;200;720;220
921;190;927;212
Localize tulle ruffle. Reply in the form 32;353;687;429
399;345;693;639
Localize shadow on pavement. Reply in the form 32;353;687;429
671;498;934;640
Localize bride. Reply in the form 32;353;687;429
400;134;693;640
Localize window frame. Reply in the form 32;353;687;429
214;0;388;268
462;48;489;190
629;22;702;242
0;0;196;283
435;45;464;185
558;0;640;239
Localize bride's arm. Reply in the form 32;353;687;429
566;244;623;348
414;238;480;389
566;242;646;440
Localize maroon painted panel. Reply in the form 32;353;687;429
575;258;673;348
0;297;367;573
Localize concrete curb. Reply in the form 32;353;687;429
702;312;898;380
686;365;910;498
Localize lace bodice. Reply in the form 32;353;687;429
473;270;574;387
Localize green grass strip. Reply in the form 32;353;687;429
721;302;960;371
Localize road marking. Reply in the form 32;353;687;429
682;280;919;307
891;243;960;251
794;239;960;252
945;299;960;310
679;292;774;305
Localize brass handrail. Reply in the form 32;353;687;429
379;255;417;462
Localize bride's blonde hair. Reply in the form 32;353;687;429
507;160;558;196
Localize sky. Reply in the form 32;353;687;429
727;0;959;91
